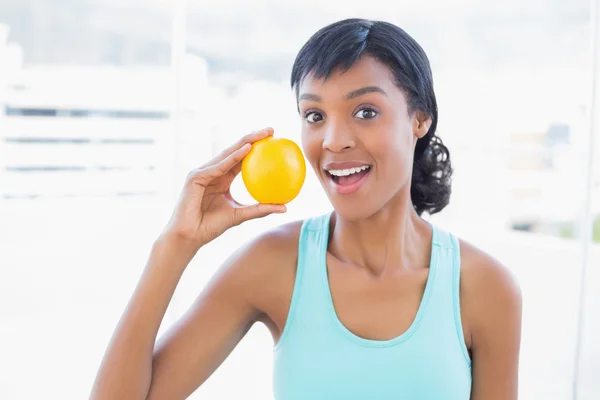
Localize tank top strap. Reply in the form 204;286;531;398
420;224;472;366
296;211;331;285
274;212;332;351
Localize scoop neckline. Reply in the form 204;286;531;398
319;212;439;348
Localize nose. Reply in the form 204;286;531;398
322;122;355;153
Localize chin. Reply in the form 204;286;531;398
316;167;403;222
324;185;407;224
326;195;383;222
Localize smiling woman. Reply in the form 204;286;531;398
90;18;522;400
293;20;452;218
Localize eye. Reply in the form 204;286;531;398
354;108;378;120
305;111;324;124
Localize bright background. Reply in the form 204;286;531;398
1;1;599;399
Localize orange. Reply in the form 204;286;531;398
241;136;306;204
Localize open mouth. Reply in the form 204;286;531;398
327;165;371;184
326;165;371;195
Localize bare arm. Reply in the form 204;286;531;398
89;235;198;399
146;233;278;399
462;245;523;400
89;128;286;400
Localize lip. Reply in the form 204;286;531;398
324;165;371;196
323;161;371;171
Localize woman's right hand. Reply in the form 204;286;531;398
162;127;287;249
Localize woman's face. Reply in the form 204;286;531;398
298;56;431;220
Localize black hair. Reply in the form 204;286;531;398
291;18;452;216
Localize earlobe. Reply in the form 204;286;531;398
413;113;432;139
419;119;432;138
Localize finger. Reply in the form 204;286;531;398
200;143;252;183
202;127;274;168
232;203;287;225
227;160;243;181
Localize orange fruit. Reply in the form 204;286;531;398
241;136;306;204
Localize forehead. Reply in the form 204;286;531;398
298;56;398;97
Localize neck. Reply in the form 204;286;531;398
329;192;433;277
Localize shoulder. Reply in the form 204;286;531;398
458;238;522;308
236;218;304;268
213;218;305;311
458;238;523;344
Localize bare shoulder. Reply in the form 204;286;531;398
458;238;523;345
459;239;522;305
213;219;304;317
227;219;303;277
250;218;304;257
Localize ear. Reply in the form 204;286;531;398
412;110;432;139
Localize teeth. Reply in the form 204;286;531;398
327;165;370;177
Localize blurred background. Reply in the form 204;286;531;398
0;0;599;399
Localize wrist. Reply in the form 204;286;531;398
152;232;202;270
157;230;205;253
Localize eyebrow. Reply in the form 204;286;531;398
298;86;388;102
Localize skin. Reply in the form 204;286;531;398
90;56;522;400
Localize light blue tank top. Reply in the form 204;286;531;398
272;212;472;399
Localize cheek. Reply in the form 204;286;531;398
370;125;414;172
301;130;322;171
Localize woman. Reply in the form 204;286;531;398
91;18;522;400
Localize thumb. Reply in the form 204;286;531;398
233;203;287;225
